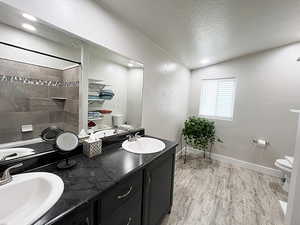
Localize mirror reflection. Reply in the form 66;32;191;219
84;43;144;137
0;3;144;163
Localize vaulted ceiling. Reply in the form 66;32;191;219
97;0;300;69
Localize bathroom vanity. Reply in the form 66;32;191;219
1;130;177;225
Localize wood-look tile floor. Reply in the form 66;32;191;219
162;151;287;225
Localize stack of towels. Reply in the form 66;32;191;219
88;91;100;99
99;89;114;100
88;111;102;119
88;89;115;100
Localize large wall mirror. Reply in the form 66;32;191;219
0;3;144;163
83;43;144;138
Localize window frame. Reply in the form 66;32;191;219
198;77;237;121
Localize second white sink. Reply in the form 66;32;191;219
0;148;35;160
0;172;64;225
122;137;166;154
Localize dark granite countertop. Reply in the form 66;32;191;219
30;137;177;225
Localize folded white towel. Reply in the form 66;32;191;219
285;156;294;165
88;91;99;96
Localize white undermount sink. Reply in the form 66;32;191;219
0;148;35;160
122;137;166;154
0;172;64;225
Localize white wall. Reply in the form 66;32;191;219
190;43;300;168
0;23;80;69
86;46;128;129
2;0;191;141
127;68;143;128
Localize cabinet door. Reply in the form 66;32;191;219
101;190;142;225
101;171;142;218
143;150;175;225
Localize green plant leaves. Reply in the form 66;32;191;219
182;116;216;150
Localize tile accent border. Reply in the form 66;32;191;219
0;74;79;87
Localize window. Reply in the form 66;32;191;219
199;78;236;120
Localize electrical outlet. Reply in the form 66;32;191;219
21;125;33;133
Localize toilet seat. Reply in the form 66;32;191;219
275;159;292;173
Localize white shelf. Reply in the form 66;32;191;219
88;99;105;101
88;99;105;105
88;117;103;121
88;79;113;104
89;83;112;86
51;97;68;100
290;109;300;113
88;78;103;83
88;79;112;91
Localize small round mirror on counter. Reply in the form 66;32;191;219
56;131;79;170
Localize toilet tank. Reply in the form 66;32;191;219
112;114;124;127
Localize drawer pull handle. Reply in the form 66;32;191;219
126;217;132;225
118;186;133;199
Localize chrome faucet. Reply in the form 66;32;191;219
126;134;135;142
134;132;141;139
114;127;119;134
0;163;23;186
127;132;142;142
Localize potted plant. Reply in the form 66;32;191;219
182;116;222;161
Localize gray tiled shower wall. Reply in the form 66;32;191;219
0;58;80;144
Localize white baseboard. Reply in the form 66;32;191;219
178;147;282;178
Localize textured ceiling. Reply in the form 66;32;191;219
97;0;300;69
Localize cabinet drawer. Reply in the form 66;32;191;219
101;191;141;225
101;171;142;217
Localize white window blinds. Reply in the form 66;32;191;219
199;78;236;120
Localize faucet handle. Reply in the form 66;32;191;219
0;163;23;186
134;132;141;139
126;134;133;139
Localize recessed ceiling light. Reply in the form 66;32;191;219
22;23;36;32
200;59;210;64
128;63;134;67
22;13;37;22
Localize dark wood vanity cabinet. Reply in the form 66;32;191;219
98;149;175;225
53;147;176;225
101;192;142;225
99;171;143;225
142;151;175;225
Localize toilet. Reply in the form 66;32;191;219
275;156;294;192
112;114;124;128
